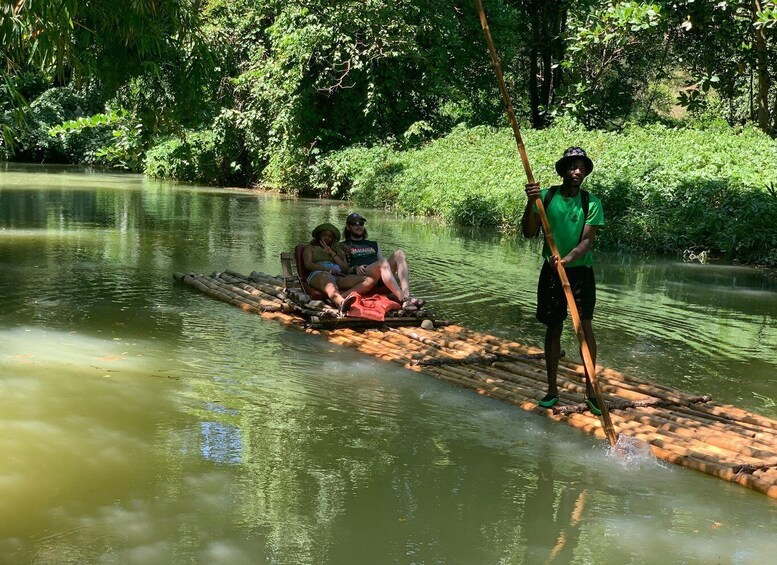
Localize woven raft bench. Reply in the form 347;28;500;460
174;270;777;500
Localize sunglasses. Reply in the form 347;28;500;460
348;221;366;226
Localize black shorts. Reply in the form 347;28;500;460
536;262;596;327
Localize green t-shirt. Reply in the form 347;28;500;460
533;186;604;268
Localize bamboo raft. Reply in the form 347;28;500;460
174;269;777;500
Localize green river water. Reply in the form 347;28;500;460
1;164;776;564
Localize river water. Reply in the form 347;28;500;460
1;164;776;564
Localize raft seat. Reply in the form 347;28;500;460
277;245;327;301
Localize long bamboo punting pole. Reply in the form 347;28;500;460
473;0;616;446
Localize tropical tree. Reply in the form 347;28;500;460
203;0;523;189
660;0;777;133
1;0;213;148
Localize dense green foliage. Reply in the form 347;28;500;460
1;0;213;165
315;123;777;266
2;0;777;265
5;1;777;178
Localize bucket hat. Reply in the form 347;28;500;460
555;146;594;176
312;223;341;242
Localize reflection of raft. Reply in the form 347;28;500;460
174;269;777;500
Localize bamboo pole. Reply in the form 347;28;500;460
203;275;285;309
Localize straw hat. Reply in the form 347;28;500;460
312;222;341;242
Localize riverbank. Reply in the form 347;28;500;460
8;117;777;270
312;123;777;267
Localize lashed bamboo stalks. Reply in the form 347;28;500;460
354;330;777;493
669;404;776;440
443;364;554;402
735;462;777;474
176;268;777;500
538;359;708;405
219;271;342;318
381;328;777;494
207;275;290;311
621;412;777;463
216;272;286;301
394;329;551;365
413;351;547;366
438;325;541;355
219;271;286;300
174;273;282;313
392;328;556;371
644;403;774;443
597;405;777;465
553;395;712;415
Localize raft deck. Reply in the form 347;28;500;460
174;270;777;500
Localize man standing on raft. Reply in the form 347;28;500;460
521;147;605;414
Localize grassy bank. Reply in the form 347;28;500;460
314;123;777;267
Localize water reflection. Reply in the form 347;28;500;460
521;457;586;563
200;421;243;465
1;165;777;563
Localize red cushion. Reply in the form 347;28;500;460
346;293;402;321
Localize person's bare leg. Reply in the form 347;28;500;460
337;274;376;296
388;249;411;298
310;273;345;307
363;260;403;299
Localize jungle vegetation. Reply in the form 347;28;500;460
2;0;777;264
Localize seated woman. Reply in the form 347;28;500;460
302;223;376;312
339;213;425;312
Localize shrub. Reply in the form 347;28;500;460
145;126;249;186
313;122;777;266
6;86;108;163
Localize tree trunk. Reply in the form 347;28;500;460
753;0;770;133
524;1;567;129
529;43;540;127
